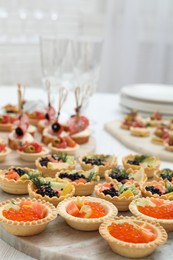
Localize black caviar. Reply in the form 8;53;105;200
59;172;87;182
36;184;59;198
102;183;119;197
145;186;162;196
82;157;105;166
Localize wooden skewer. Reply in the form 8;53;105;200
57;87;68;119
45;80;51;106
17;83;23;116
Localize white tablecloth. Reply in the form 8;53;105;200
0;87;172;260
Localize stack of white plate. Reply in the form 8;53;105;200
120;84;173;116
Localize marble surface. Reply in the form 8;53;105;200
0;89;173;259
104;120;173;162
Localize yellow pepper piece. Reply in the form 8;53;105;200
61;183;73;196
119;190;134;198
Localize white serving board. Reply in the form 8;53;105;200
104;121;173;163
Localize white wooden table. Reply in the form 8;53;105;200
0;87;172;260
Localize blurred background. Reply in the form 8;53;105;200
0;0;172;93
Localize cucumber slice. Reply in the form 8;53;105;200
50;182;65;189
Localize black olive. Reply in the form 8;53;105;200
51;122;61;132
45;113;49;120
15;127;23;136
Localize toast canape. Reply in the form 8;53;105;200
0;167;40;194
57;196;118;231
0;140;11;162
122;154;160;178
120;111;141;130
94;182;141;211
99;216;167;258
35;153;76;178
151;125;169;145
0;197;57;236
17;141;49;161
154;168;173;182
164;134;173;152
130;120;150;137
129;197;173;232
146;112;163;127
105;166;147;185
79;153;118;178
2;104;18;114
28;176;75;206
48;136;79;156
141;180;173;200
56;166;99;196
26;111;45;126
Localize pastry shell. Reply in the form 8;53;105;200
48;143;79;156
94;183;141;211
0;197;57;236
56;168;100;196
0;147;11;162
129;197;173;232
70;135;89;144
122;154;160;178
79;153;118;178
28;181;75;206
153;169;173;181
140;181;173;200
105;167;147;185
130;127;150;137
57;196;118;231
0;168;40;194
0;123;13;132
17;147;49;162
35;156;76;178
164;142;173;152
99;216;167;258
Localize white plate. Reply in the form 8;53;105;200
120;95;173;116
121;84;173;104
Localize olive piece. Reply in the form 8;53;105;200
45;113;49;120
25;145;35;153
51;122;61;132
15;127;23;136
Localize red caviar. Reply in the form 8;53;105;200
3;206;44;222
138;204;173;219
108;222;156;243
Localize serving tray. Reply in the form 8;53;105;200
104;121;173;162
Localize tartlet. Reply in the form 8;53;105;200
146;112;163;127
122;154;160;178
28;177;75;206
120;111;141;130
35;153;76;177
57;196;118;231
151;126;169;145
0;141;11;162
0;167;40;194
0;114;18;132
154;168;173;182
56;166;100;196
17;141;49;162
48;136;79;156
129;197;173;231
8;130;34;150
105;166;147;185
141;180;173;200
130;121;150;137
26;111;45;126
99;216;167;258
0;197;57;236
164;134;173;152
94;182;141;211
79;153;118;178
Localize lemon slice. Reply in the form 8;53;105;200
61;183;73;196
119;190;134;199
19;174;29;180
79;205;92;218
165;192;173;198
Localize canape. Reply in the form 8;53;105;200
151;126;169;145
154;168;173;182
0;114;18;132
48;136;79;156
105;166;147;185
120;111;141;130
146;112;163;127
130;120;150;137
26;111;45;126
0;141;11;162
0;197;57;236
17;141;49;161
79;153;118;178
57;196;118;231
94;182;141;211
28;177;75;206
129;197;173;231
164;134;173;152
122;154;160;178
56;166;99;196
0;167;41;194
99;216;167;258
35;153;76;177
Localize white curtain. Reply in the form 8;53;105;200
99;0;173;93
